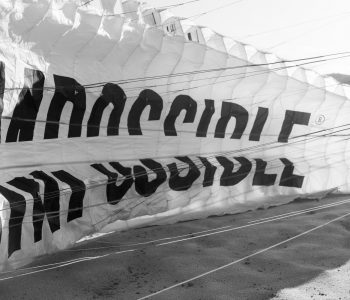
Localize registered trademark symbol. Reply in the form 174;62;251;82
315;115;325;125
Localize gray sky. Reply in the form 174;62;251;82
145;0;350;75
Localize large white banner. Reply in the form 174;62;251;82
0;0;348;270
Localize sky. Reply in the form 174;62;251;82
144;0;350;75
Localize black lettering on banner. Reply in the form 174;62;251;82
196;99;215;137
0;61;4;101
51;170;85;222
134;159;167;197
31;171;60;241
167;157;200;191
249;107;269;141
217;156;252;186
214;102;249;139
128;89;163;135
252;159;277;186
87;83;126;137
164;95;197;136
7;175;60;243
279;158;304;188
0;186;26;257
91;162;133;205
44;75;86;139
0;61;5;141
199;157;217;187
6;69;45;142
110;161;134;196
278;110;311;143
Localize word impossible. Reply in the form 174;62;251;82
0;155;303;258
0;67;311;143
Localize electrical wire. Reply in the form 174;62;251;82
3;119;350;212
136;210;350;299
188;0;245;21
1;196;349;281
239;11;350;40
3;124;350;226
81;0;202;16
2;51;349;93
267;14;350;50
3;117;350;206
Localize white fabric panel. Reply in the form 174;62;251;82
0;0;349;271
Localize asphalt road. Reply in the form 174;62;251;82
1;194;350;300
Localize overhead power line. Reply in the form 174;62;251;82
2;118;350;217
79;0;95;7
188;0;245;20
267;13;350;50
1;51;348;93
239;11;350;40
106;0;202;16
